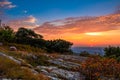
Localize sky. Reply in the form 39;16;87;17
0;0;120;47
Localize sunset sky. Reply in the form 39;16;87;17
0;0;120;47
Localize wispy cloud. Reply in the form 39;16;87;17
34;13;120;35
0;0;16;9
8;15;38;30
0;0;16;21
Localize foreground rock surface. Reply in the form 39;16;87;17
36;54;86;80
37;66;85;80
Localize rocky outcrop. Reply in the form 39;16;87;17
60;55;87;62
37;66;85;80
0;42;3;46
0;52;86;80
0;52;21;64
48;59;81;70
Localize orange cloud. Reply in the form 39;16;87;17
34;13;120;46
34;14;120;34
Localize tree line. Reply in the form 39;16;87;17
0;26;73;54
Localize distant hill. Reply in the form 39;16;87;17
71;47;105;55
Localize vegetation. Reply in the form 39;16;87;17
0;56;50;80
45;39;73;53
79;51;90;57
0;26;73;54
79;46;120;80
0;26;15;42
104;46;120;61
0;43;52;67
81;56;120;80
23;54;50;67
1;25;120;80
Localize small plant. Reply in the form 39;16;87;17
81;56;120;80
79;51;90;57
24;54;50;67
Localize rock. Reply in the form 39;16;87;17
60;55;87;62
48;76;61;80
0;42;3;46
9;46;17;51
27;53;37;59
18;58;33;68
58;59;64;62
31;69;39;75
0;52;21;64
36;66;85;80
48;59;80;70
41;69;49;73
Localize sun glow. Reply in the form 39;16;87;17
85;32;102;36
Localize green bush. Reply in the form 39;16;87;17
0;26;15;42
45;39;73;53
104;46;120;61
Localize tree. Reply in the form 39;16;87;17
15;27;45;49
45;39;73;53
104;46;120;62
15;28;43;39
0;26;15;42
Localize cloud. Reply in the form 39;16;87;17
0;0;16;20
34;13;120;35
8;15;38;30
0;0;16;9
7;4;16;8
23;15;37;23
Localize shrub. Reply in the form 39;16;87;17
45;39;73;53
104;46;120;57
0;26;15;42
81;56;120;80
79;51;90;57
0;27;73;54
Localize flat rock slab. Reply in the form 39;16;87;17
48;59;81;69
37;66;85;80
60;55;87;62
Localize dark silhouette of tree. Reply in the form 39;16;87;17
15;28;43;39
0;26;73;54
104;46;120;61
0;26;15;42
45;39;73;53
15;28;45;49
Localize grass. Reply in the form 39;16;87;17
0;42;52;66
3;42;45;53
0;56;50;80
23;54;51;67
